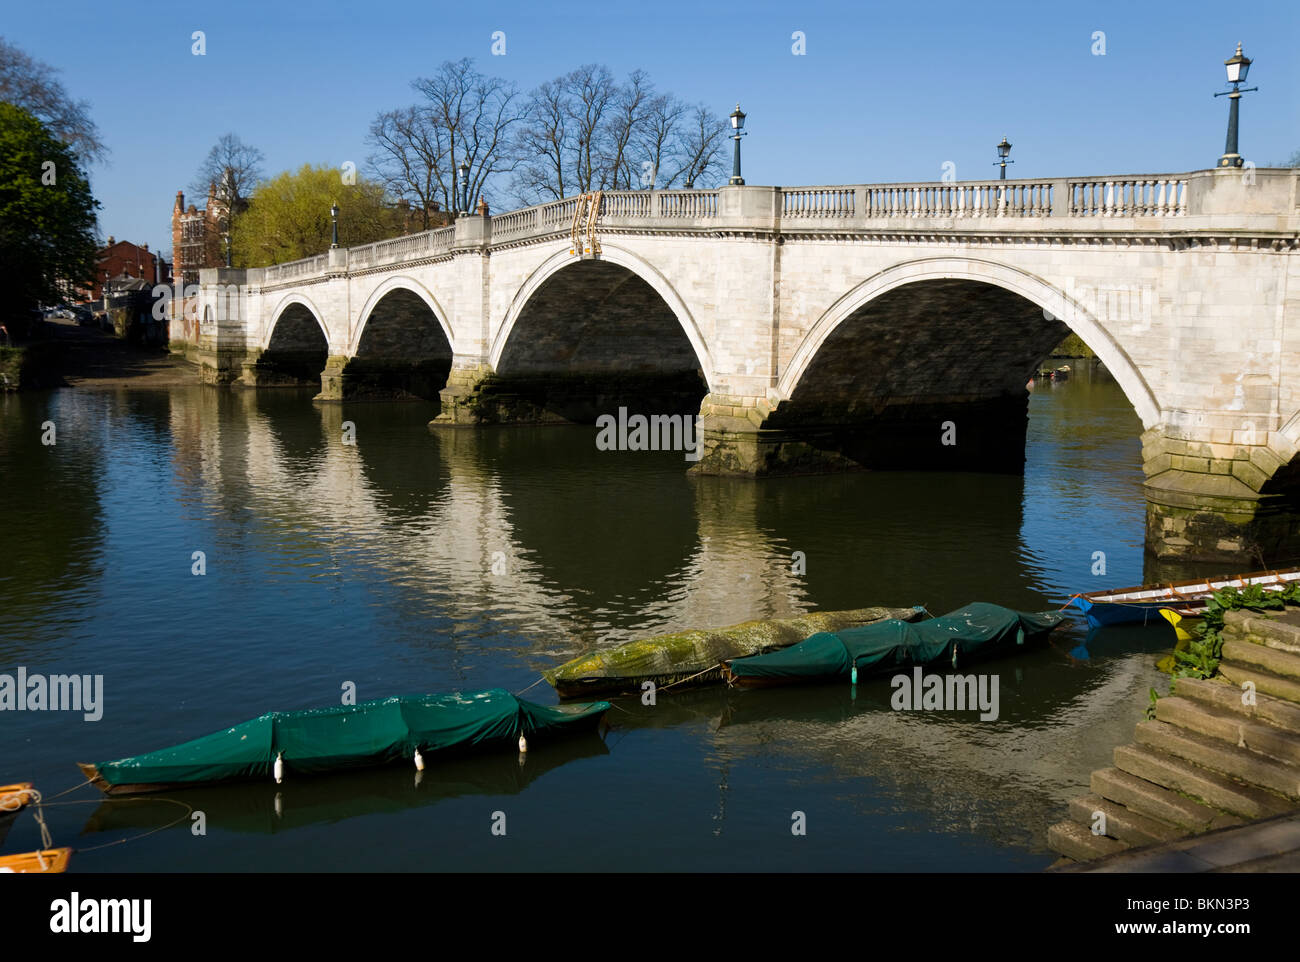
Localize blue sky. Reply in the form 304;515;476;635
6;0;1298;258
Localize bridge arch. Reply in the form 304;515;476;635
490;242;714;389
779;256;1161;429
252;293;331;386
342;276;455;400
265;293;329;350
350;275;453;357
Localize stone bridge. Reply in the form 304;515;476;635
185;168;1300;563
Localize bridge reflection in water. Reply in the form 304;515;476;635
0;366;1198;869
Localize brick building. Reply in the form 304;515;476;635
171;182;230;290
81;238;170;301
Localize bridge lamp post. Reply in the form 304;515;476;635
458;161;471;216
330;203;339;249
995;137;1013;180
728;104;747;186
1215;43;1257;168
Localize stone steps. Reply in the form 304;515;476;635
1134;720;1300;802
1090;766;1242;833
1068;794;1185;846
1047;603;1300;866
1046;819;1129;862
1155;695;1300;766
1174;675;1300;733
1224;609;1300;655
1222;638;1300;684
1113;743;1291;820
1217;662;1300;704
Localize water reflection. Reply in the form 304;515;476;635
79;734;608;839
0;360;1182;870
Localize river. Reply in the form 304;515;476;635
0;359;1176;871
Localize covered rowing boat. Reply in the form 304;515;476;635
723;603;1064;687
78;689;609;795
543;606;926;698
1068;566;1300;629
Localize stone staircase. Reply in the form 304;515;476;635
1048;606;1300;864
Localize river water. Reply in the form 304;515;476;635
0;360;1176;871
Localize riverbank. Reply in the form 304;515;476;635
2;318;199;390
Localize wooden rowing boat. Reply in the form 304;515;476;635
0;847;71;873
1068;566;1300;629
0;783;34;813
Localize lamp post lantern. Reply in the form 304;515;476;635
1215;42;1257;168
728;103;747;186
458;160;471;215
329;203;339;248
995;137;1013;180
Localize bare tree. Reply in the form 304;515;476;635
368;105;449;230
604;69;654;189
191;133;264;213
510;67;728;203
409;58;522;213
0;36;105;163
511;79;571;203
639;93;688;190
670;104;729;189
563;64;619;193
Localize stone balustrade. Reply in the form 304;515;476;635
248;168;1292;287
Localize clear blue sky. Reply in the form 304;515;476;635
6;0;1298;258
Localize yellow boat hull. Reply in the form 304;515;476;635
0;847;72;873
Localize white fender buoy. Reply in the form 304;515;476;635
414;747;425;771
274;751;284;785
518;734;528;753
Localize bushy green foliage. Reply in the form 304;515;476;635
0;102;98;335
1172;582;1300;680
232;164;406;267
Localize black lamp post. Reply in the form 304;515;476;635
458;160;471;215
995;137;1013;180
1215;43;1257;168
223;230;232;268
330;203;340;248
728;103;747;185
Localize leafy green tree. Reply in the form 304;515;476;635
232;164;405;267
0;102;98;336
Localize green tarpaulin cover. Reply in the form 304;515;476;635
88;689;608;790
726;603;1064;682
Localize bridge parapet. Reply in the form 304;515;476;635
244;168;1298;285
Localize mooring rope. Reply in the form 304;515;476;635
514;676;547;696
656;662;727;693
